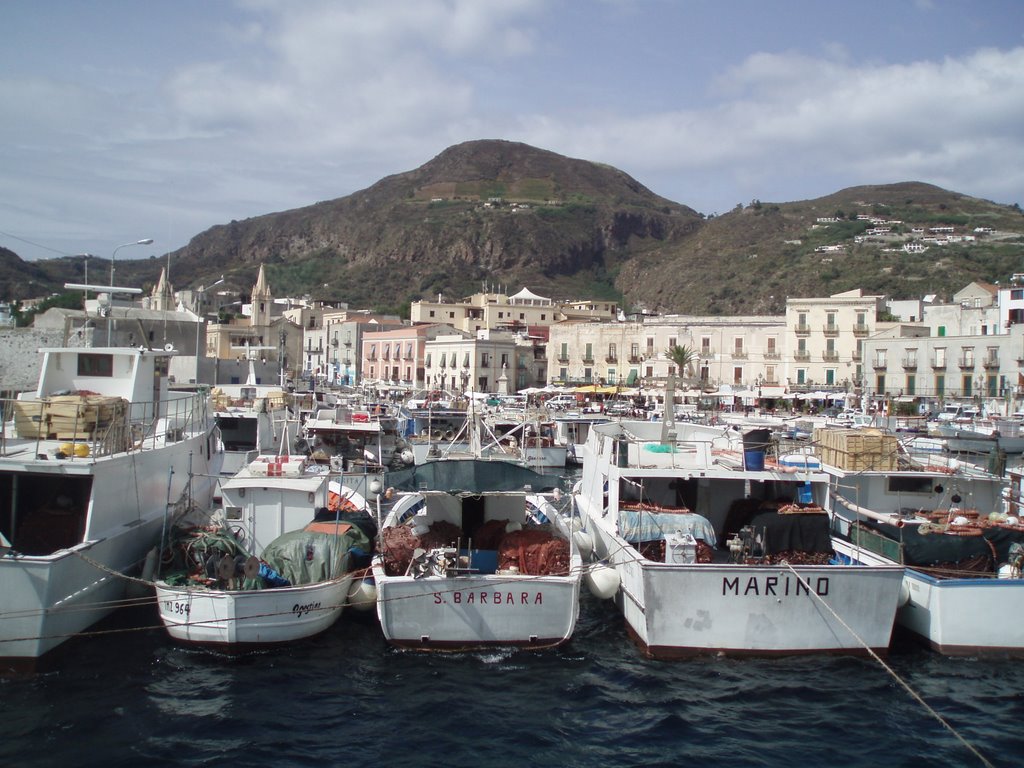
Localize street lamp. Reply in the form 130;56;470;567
107;238;153;344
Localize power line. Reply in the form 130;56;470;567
0;229;77;257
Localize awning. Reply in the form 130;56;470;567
625;370;638;386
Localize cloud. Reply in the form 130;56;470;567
520;46;1024;209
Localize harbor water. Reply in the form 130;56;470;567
2;593;1023;768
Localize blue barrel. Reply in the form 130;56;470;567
797;482;813;504
744;449;765;471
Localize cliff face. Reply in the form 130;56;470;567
153;139;704;306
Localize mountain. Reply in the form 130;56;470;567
619;182;1024;314
4;142;1023;313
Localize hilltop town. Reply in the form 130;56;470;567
3;261;1023;418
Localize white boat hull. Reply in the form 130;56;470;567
832;538;1024;655
0;428;220;665
587;518;903;657
372;566;580;649
155;576;351;646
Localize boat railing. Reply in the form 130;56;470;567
0;391;211;459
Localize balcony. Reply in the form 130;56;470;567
794;351;810;361
983;356;1000;370
732;351;748;359
958;357;975;369
901;356;918;370
852;350;862;361
763;351;780;360
556;355;569;364
795;324;811;334
823;351;839;362
605;355;618;363
822;324;839;336
931;357;946;369
853;324;869;336
628;355;642;363
872;357;887;370
582;356;594;365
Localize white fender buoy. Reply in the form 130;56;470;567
127;546;160;599
346;577;377;611
898;579;911;607
572;529;594;558
585;563;620;599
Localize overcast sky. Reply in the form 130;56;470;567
2;0;1023;265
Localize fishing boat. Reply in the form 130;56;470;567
154;457;373;647
209;363;297;480
572;409;905;658
483;413;568;468
370;459;581;650
815;426;1024;655
551;413;610;465
294;398;414;500
0;346;222;669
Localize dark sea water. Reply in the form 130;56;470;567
2;592;1022;768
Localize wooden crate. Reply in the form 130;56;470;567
13;400;47;439
12;395;127;440
814;427;897;471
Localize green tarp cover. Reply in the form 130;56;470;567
261;526;371;586
867;520;1024;567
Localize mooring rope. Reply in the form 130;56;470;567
783;562;994;768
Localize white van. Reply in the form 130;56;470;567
546;394;579;410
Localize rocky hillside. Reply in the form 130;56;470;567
145;140;704;311
4;143;1023;314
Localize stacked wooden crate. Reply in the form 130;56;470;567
813;427;898;471
13;395;127;440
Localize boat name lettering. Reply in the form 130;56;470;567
293;601;322;618
721;575;829;598
432;591;544;606
162;600;190;616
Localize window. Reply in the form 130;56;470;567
734;338;743;355
797;369;806;384
1012;289;1024;300
876;374;886;392
767;337;776;354
77;353;113;376
584;343;593;361
826;369;835;385
988;376;998;397
766;365;775;382
481;353;490;367
630;342;640;360
701;336;711;354
668;337;677;349
935;374;945;397
906;374;916;395
608;343;617;361
733;366;742;384
607;369;617;384
935;347;945;367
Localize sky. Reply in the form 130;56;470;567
2;0;1023;267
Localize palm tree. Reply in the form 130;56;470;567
667;344;698;385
